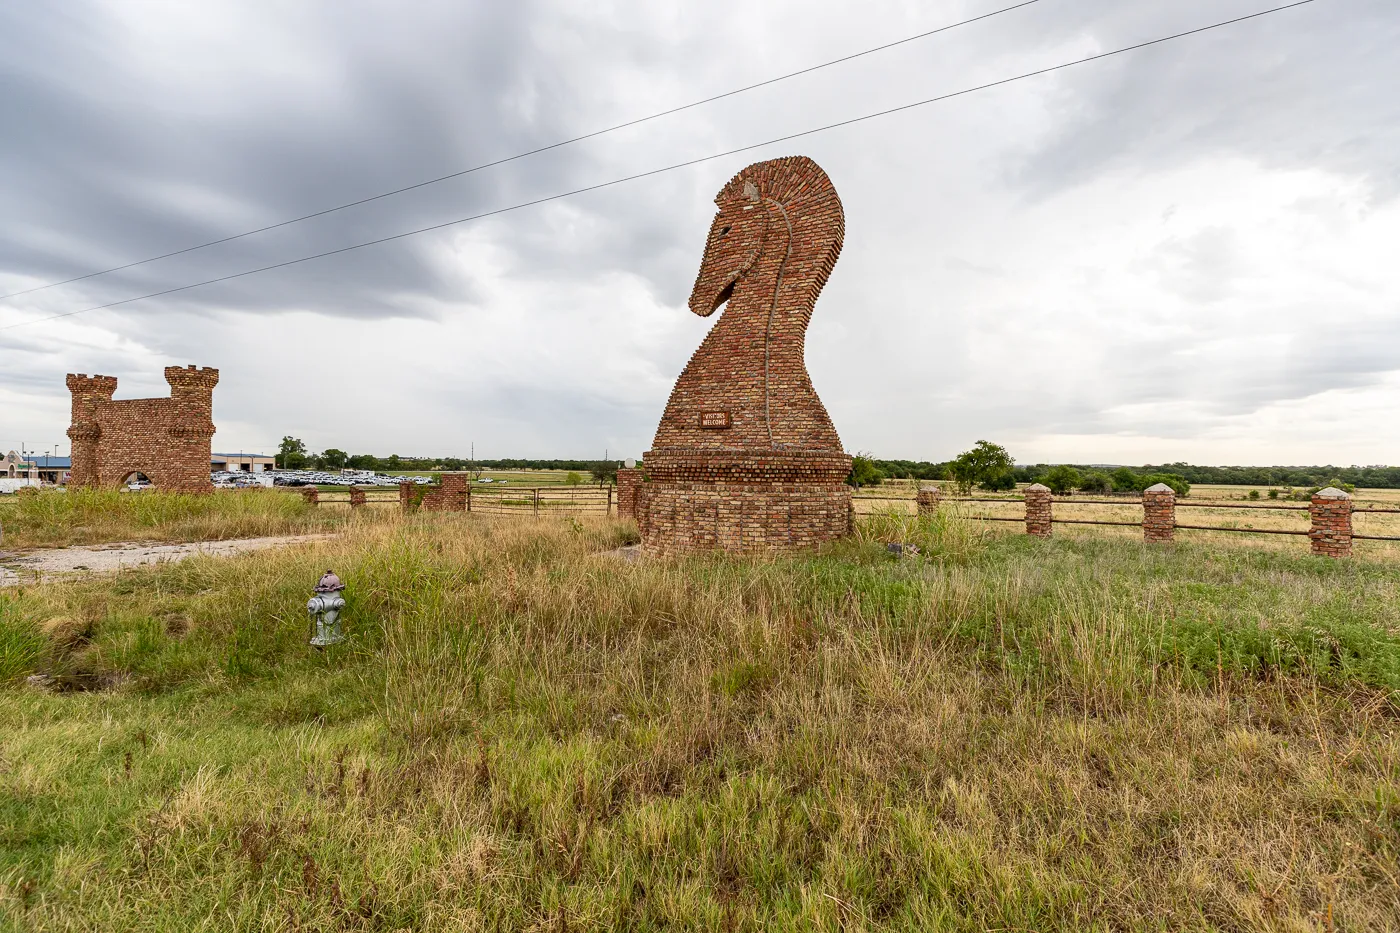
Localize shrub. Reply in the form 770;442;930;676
564;472;582;486
1042;465;1081;495
1110;467;1140;492
1138;473;1191;497
1079;471;1112;494
847;454;885;488
1248;489;1261;500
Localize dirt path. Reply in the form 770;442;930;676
0;534;333;587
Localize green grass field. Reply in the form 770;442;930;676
2;511;1398;930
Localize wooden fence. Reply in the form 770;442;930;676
299;481;1399;557
856;486;1400;558
299;483;615;516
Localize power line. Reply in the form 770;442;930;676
0;0;1322;333
0;0;1042;303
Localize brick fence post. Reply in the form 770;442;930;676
1142;482;1176;543
399;481;416;512
1309;487;1352;558
916;484;941;516
300;486;319;506
1024;483;1052;538
616;468;643;520
348;486;366;508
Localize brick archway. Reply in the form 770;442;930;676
115;470;156;489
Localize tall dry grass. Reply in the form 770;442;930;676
1;513;1398;930
0;487;361;549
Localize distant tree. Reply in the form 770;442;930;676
1042;465;1081;495
847;453;886;488
948;441;1015;495
276;436;308;470
385;454;403;470
320;448;348;470
1079;470;1112;494
1110;467;1139;492
346;453;379;471
589;461;618;486
564;471;583;486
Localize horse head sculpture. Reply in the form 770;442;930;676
649;156;847;474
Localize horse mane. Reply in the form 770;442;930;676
717;156;846;300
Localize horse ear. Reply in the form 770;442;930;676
743;180;760;202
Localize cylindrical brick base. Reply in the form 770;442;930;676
349;486;366;508
1024;483;1052;538
1142;483;1175;543
616;468;643;520
300;486;319;505
1309;487;1352;558
638;482;852;556
916;485;941;516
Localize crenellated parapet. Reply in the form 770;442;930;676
165;365;220;393
66;373;119;399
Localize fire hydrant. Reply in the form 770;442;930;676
307;570;346;648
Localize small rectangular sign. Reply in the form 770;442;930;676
700;410;732;429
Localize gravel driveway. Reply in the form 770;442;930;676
0;535;332;587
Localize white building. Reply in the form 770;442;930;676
210;452;275;472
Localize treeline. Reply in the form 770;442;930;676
864;458;1400;489
1134;462;1400;489
278;437;1398;490
275;438;607;473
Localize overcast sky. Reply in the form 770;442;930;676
2;0;1396;466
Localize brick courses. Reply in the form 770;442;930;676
399;475;468;513
616;468;643;520
1024;484;1052;538
349;486;367;508
1309;487;1352;557
1142;483;1176;543
300;486;320;505
638;156;853;555
66;365;218;493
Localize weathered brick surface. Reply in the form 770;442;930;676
400;475;468;513
300;486;320;505
1309;487;1352;557
1024;484;1052;538
1142;483;1176;543
616;468;643;520
66;365;218;493
636;482;851;557
640;156;852;555
349;486;367;508
916;485;941;516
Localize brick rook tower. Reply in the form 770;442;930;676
66;365;219;493
636;156;853;554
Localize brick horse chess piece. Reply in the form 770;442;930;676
634;156;853;554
